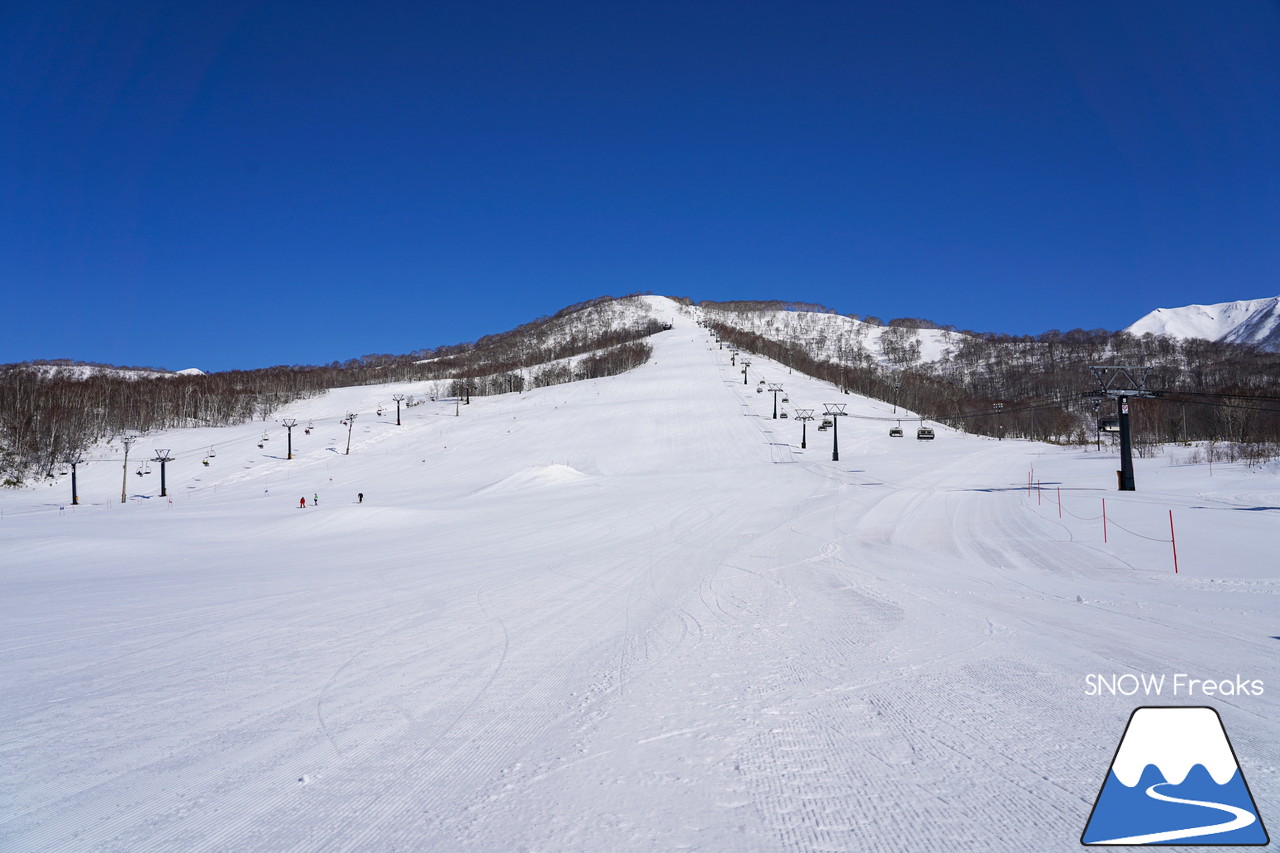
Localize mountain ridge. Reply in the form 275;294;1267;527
1126;295;1280;352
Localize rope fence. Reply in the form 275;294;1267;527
1027;471;1179;573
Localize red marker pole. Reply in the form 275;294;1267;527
1169;510;1178;574
1102;498;1108;543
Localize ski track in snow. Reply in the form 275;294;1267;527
1;298;1276;852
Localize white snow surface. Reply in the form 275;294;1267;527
1110;707;1238;787
700;305;964;366
3;297;1277;851
1126;295;1280;351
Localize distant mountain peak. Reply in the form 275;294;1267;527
1126;295;1280;351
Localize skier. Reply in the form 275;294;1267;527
358;492;363;503
300;497;306;509
313;493;318;506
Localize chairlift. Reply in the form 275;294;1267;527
820;417;833;428
889;427;904;437
781;396;789;403
261;431;269;442
1098;417;1120;433
257;441;264;449
780;411;788;419
817;424;828;432
307;420;314;429
208;446;216;458
756;386;764;393
917;427;935;440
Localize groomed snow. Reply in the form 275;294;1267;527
2;297;1276;851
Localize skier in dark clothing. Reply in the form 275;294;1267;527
358;492;363;503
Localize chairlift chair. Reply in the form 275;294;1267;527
916;427;935;440
889;427;904;437
820;417;833;428
780;411;788;419
261;431;269;441
756;386;764;393
208;446;216;458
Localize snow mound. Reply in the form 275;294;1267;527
474;464;594;495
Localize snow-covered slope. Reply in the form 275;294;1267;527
696;304;964;367
2;296;1276;851
1126;295;1280;351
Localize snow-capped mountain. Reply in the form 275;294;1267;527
1126;296;1280;351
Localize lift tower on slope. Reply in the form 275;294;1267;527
1084;366;1158;492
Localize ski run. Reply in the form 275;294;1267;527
2;297;1276;851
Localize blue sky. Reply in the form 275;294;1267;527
3;1;1279;371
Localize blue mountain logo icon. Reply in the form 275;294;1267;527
1082;706;1269;846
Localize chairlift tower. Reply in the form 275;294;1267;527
741;359;751;385
1084;366;1158;491
345;413;358;455
823;403;847;461
67;455;84;506
392;393;405;425
281;418;298;460
153;449;174;497
794;409;814;450
992;402;1004;440
768;384;784;419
